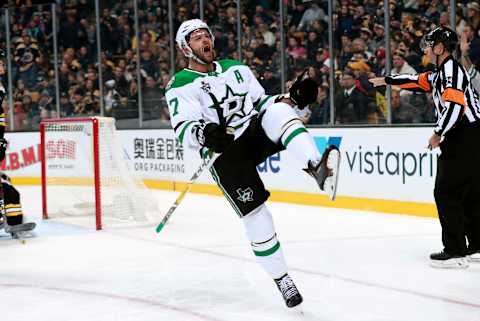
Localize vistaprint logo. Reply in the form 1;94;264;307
345;145;438;184
314;136;342;153
314;136;438;184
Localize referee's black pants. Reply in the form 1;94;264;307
434;122;480;255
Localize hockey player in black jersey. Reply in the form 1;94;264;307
166;19;341;308
370;27;480;268
0;50;35;239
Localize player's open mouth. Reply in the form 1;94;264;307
203;46;211;53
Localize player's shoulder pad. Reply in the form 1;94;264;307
166;69;205;92
217;59;246;72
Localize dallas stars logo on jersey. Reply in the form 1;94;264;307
208;84;248;125
236;187;254;203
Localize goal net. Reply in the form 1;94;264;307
40;117;158;229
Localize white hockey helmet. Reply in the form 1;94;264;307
175;19;215;64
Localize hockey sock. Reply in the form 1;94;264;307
242;204;288;279
5;203;23;225
261;102;320;168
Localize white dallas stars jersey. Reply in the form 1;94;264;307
165;59;277;151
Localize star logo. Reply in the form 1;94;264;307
209;84;247;124
236;187;254;203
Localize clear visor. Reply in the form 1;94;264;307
420;36;434;51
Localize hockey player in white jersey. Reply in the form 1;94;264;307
166;19;340;308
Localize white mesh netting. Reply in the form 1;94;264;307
42;117;158;228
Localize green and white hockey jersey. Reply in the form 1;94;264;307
165;59;277;151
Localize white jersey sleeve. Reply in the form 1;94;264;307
165;77;203;150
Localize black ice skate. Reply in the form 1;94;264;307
430;251;468;269
467;249;480;263
274;274;303;308
304;145;340;201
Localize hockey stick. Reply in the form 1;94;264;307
155;153;219;233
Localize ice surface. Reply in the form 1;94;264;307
1;186;479;321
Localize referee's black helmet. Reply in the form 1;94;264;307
420;27;458;52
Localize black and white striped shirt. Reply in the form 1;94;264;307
385;55;480;136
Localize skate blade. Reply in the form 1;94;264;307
430;258;469;269
325;149;340;201
467;253;480;262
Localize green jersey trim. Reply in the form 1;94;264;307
166;60;245;91
167;70;206;91
218;59;245;72
283;127;308;147
255;95;275;111
178;120;196;144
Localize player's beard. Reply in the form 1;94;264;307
193;47;216;64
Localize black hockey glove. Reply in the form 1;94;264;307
195;122;234;153
0;138;6;162
289;72;318;109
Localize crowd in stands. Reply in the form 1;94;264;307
1;0;480;130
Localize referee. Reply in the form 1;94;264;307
370;27;480;268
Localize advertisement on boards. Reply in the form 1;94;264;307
255;127;439;203
2;126;439;204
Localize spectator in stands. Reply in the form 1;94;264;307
259;23;275;47
466;2;480;31
298;0;327;31
460;26;480;94
461;24;480;66
308;84;330;125
259;66;280;95
33;74;54;99
391;49;417;97
28;12;45;44
140;49;157;79
76;46;93;71
337;4;354;37
60;92;75;117
24;94;40;130
306;31;321;63
112;65;129;98
335;70;372;124
104;79;121;115
14;50;39;89
338;33;353;69
13;101;27;131
372;47;386;76
393;48;416;74
142;76;162;119
391;88;423;123
253;36;274;62
59;10;80;50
